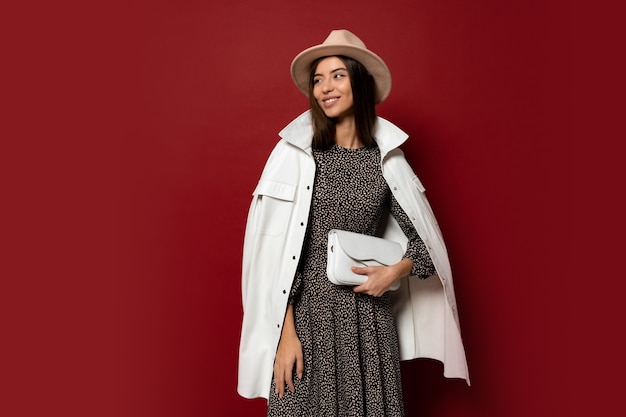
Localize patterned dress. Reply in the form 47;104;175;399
267;143;435;417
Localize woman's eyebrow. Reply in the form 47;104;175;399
314;67;348;77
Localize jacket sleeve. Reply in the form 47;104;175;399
240;140;285;307
383;149;470;385
241;195;259;308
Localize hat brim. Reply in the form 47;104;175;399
290;44;392;104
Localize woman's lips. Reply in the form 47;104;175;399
322;97;339;108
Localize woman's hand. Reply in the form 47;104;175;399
352;258;413;297
273;305;303;398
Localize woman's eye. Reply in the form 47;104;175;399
313;78;322;84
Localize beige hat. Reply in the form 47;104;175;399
290;29;392;103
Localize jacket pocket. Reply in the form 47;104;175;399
411;175;426;193
253;179;296;236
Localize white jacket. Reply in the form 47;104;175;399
238;111;469;400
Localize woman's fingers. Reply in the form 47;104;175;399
296;350;304;380
275;357;298;398
274;362;285;397
285;368;295;394
351;265;391;296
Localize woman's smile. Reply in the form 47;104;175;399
322;96;340;107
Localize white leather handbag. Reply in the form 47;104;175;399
326;229;403;291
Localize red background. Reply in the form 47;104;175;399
2;0;582;416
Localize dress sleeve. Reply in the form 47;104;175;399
389;193;436;279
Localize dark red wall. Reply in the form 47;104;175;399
3;0;577;416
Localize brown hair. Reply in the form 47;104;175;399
308;55;377;150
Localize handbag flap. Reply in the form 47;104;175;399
331;229;403;266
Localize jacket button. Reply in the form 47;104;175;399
292;256;296;260
307;185;311;190
393;186;398;191
300;222;304;226
283;290;286;294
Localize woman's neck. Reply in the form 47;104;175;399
334;116;362;149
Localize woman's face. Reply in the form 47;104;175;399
313;56;354;120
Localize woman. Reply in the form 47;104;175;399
238;30;469;416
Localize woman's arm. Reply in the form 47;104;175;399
273;304;304;398
352;191;436;296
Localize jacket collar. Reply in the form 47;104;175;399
278;110;409;159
